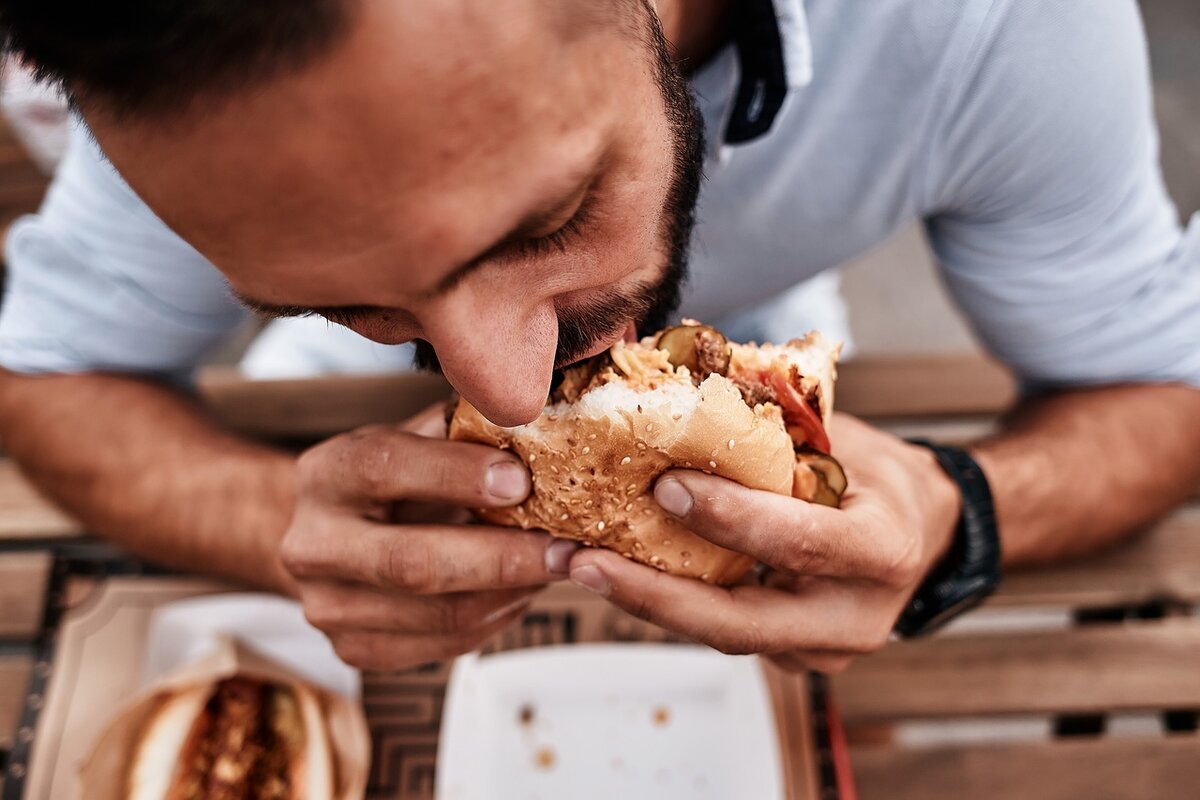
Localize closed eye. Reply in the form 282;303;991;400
514;188;597;259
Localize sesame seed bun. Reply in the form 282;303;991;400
449;327;841;586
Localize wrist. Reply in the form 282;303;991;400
896;441;1003;637
913;442;962;576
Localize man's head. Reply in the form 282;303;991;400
1;0;705;425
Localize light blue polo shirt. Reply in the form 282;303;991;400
2;0;1197;389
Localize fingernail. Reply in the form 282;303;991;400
544;538;580;576
570;565;611;597
483;597;532;626
654;477;693;517
486;460;530;501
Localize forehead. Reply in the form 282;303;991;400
87;0;645;304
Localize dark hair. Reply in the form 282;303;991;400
0;0;350;116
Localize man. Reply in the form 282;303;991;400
0;0;1197;674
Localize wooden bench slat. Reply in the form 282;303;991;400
991;508;1200;607
196;367;452;439
0;552;51;639
195;354;1017;441
0;462;82;541
836;355;1016;418
0;654;32;751
835;617;1200;721
852;737;1200;800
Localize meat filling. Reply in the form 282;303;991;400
168;679;296;800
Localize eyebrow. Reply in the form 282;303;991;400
231;169;597;319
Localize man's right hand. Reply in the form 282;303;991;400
281;411;574;671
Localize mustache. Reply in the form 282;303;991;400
553;279;661;367
411;268;682;375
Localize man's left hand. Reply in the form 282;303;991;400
567;414;961;673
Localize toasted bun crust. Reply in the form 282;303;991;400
451;368;794;584
295;684;334;800
126;687;211;800
450;328;839;585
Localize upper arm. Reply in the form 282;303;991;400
0;122;246;380
921;0;1199;389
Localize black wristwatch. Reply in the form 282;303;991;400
894;441;1002;637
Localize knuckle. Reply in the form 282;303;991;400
709;624;766;656
351;441;406;498
436;596;473;634
849;624;892;655
294;447;326;494
876;531;923;588
302;599;342;631
813;655;855;675
780;528;829;575
381;539;440;593
279;530;316;579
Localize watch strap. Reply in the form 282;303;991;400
895;441;1002;637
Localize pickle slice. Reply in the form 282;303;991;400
792;448;848;507
655;324;731;380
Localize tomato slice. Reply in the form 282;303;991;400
765;370;831;454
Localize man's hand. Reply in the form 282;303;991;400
282;407;577;671
566;414;960;673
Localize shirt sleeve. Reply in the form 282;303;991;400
920;0;1200;390
0;122;247;380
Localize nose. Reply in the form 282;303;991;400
424;302;558;428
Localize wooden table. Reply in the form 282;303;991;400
3;355;1199;799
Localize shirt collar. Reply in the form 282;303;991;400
721;0;812;145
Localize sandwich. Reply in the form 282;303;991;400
449;321;845;586
125;677;333;800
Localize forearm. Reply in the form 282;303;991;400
972;383;1200;567
0;369;298;593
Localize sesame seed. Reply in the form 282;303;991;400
621;456;632;465
682;560;692;568
711;448;719;457
701;572;710;581
643;509;653;515
560;513;569;520
529;454;538;463
663;539;672;546
597;521;606;531
650;555;661;564
549;414;559;421
622;551;632;558
551;465;559;474
582;446;590;454
709;460;717;469
684;461;692;467
646;423;655;432
627;483;637;491
672;413;683;420
624;503;633;511
585;499;593;507
637;442;647;450
588;434;597;440
728;439;736;449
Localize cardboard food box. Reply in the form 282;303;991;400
14;571;828;800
